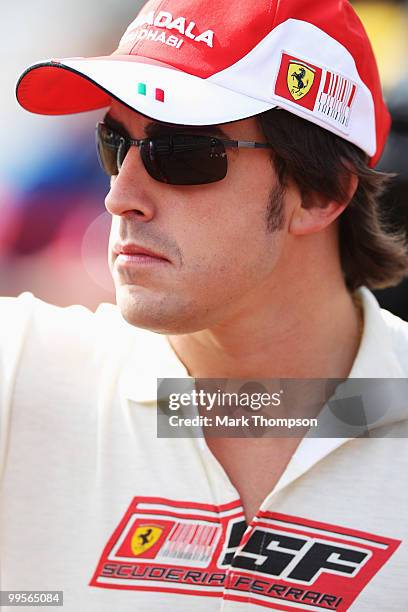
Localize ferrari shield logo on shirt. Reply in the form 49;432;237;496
287;62;316;100
131;525;164;556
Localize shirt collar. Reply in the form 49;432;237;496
348;287;405;378
269;287;408;498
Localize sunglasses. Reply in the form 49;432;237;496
96;121;272;186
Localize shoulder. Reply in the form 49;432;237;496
0;291;121;346
0;293;136;383
0;291;129;329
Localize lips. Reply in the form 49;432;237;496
113;243;170;262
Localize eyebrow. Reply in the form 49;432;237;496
103;112;230;140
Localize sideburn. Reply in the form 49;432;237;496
266;183;286;233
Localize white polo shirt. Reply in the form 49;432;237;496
0;288;407;612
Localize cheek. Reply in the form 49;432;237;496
175;199;282;292
185;174;277;265
164;156;283;287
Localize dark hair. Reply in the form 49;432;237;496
257;109;408;291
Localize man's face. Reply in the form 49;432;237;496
106;101;291;334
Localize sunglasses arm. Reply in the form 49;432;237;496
220;139;272;150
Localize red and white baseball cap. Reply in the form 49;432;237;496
16;0;389;166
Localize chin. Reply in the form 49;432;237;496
115;286;210;335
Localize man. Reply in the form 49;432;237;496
1;0;408;610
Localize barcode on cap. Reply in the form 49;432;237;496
317;71;357;128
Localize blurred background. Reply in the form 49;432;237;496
0;0;145;309
1;0;407;317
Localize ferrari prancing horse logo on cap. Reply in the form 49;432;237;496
287;61;316;100
275;53;323;111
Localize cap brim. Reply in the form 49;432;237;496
16;55;275;125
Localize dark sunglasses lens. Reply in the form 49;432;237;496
141;135;228;186
96;123;126;176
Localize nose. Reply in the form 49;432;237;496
104;147;156;221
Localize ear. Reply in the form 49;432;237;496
289;173;358;236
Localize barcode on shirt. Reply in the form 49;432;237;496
160;522;219;563
317;71;357;128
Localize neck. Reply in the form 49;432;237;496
168;265;363;380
